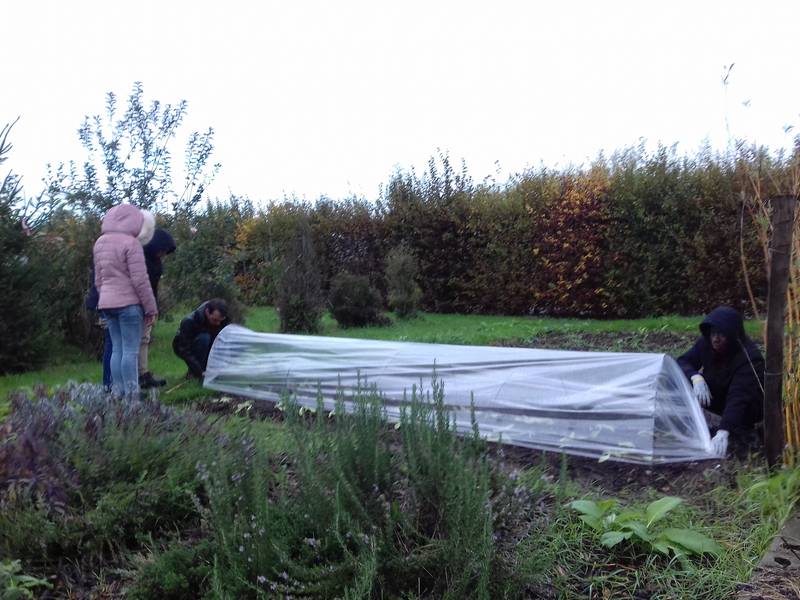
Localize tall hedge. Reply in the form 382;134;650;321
229;146;772;318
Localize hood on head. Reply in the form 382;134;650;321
137;210;156;245
699;305;746;342
144;228;177;257
101;204;144;237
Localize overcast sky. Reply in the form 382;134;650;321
3;0;798;203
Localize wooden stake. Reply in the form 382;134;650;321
764;196;796;468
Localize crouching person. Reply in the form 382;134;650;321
172;299;230;380
677;305;764;457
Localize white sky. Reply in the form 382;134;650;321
3;0;799;203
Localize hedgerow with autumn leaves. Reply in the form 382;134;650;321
228;145;773;319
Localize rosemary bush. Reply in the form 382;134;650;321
203;381;539;598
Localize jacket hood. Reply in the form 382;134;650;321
101;204;143;237
700;305;746;342
137;210;156;245
144;228;176;258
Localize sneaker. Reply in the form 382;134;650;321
139;371;167;388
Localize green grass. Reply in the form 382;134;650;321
0;306;763;414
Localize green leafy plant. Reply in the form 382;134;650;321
127;539;213;600
276;214;323;333
46;81;219;215
742;465;800;522
569;496;723;560
203;382;538;598
385;244;422;318
0;559;51;599
328;271;388;328
0;121;52;373
0;384;215;564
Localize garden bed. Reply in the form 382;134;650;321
1;321;796;599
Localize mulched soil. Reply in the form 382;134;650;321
494;330;699;356
736;567;800;600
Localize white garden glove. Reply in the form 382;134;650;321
711;429;729;457
691;374;711;408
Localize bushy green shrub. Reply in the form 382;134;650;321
33;211;104;357
276;215;323;333
0;384;215;565
328;271;388;328
203;383;539;598
0;123;51;373
385;244;422;318
0;559;51;599
127;539;213;600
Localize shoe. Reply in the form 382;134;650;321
139;371;167;388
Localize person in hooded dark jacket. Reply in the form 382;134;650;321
677;306;764;457
138;228;177;388
172;299;230;379
85;267;113;392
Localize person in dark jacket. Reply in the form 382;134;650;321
85;267;113;392
677;305;764;457
172;299;230;379
138;228;177;388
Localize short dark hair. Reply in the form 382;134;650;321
205;298;228;318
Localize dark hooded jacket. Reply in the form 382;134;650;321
142;228;176;306
172;301;230;376
677;306;764;433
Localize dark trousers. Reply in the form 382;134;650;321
190;333;212;373
102;328;112;389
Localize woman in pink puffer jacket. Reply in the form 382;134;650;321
93;204;157;399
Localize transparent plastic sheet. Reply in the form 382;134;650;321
204;325;715;464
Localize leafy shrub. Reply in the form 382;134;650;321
569;496;723;562
328;271;389;328
127;539;213;600
385;244;422;318
32;211;104;357
203;382;539;598
0;384;215;564
0;123;52;373
0;559;51;599
45;82;219;215
276;215;323;333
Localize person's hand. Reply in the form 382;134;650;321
144;313;158;327
691;374;711;408
711;429;729;457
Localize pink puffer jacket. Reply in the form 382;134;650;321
93;204;157;315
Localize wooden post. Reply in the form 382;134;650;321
764;195;796;468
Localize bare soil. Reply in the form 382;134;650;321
495;329;699;356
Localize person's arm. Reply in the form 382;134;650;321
678;339;712;407
173;317;204;377
719;355;765;432
676;339;704;379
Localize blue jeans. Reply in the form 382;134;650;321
102;304;143;399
